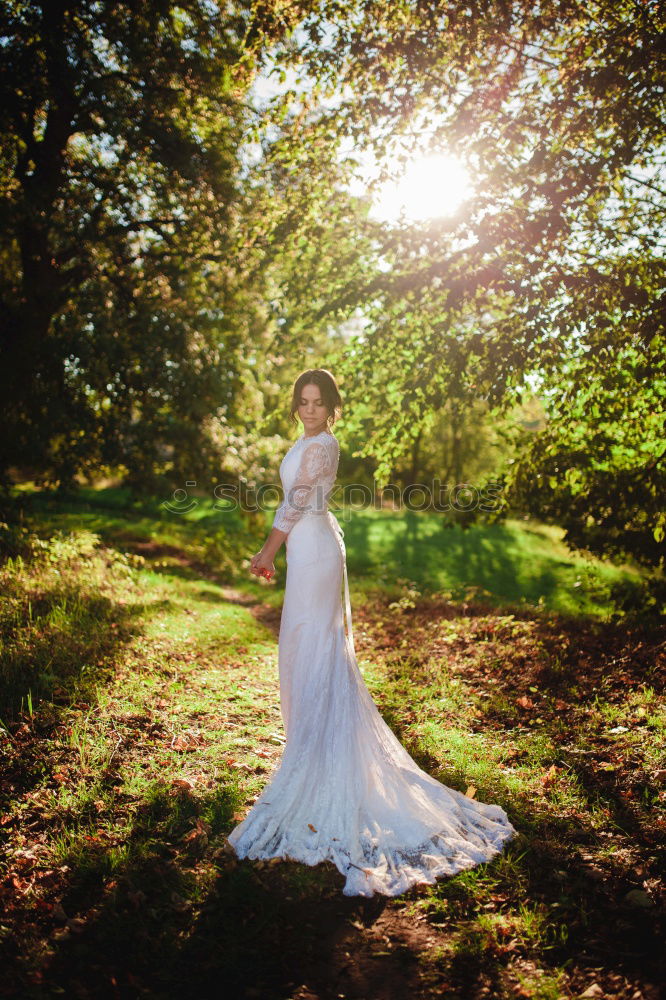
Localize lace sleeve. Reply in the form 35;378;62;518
273;441;332;534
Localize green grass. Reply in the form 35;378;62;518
0;485;663;999
334;506;647;620
7;483;650;619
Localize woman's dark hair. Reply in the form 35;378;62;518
289;369;342;429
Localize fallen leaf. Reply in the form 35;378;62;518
181;820;210;847
580;985;604;998
465;786;477;799
516;696;534;710
171;736;191;751
540;764;559;788
171;778;195;790
308;823;317;832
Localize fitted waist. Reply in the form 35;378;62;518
286;509;345;561
299;508;343;536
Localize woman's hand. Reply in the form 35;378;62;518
250;550;275;580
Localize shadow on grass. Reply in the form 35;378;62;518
373;600;665;994
5;776;437;1000
9;767;663;1000
2;493;662;997
342;509;645;620
0;582;165;724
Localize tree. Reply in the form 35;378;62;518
507;332;666;573
0;0;255;487
240;0;665;574
0;0;384;493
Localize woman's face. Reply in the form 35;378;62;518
297;383;329;433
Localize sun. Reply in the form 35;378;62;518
369;153;474;223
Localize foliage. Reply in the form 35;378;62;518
243;0;665;573
507;333;666;578
0;1;376;492
0;0;250;486
1;0;663;577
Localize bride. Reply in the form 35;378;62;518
227;368;516;897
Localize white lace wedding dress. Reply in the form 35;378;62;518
227;429;516;896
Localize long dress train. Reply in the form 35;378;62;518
227;429;517;897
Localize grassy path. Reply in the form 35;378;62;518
0;501;664;999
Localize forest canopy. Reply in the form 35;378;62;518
0;0;663;576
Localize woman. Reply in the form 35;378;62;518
227;368;516;897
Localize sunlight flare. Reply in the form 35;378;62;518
370;153;474;222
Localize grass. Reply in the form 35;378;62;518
0;485;664;999
336;506;646;620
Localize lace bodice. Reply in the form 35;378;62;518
272;431;340;533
